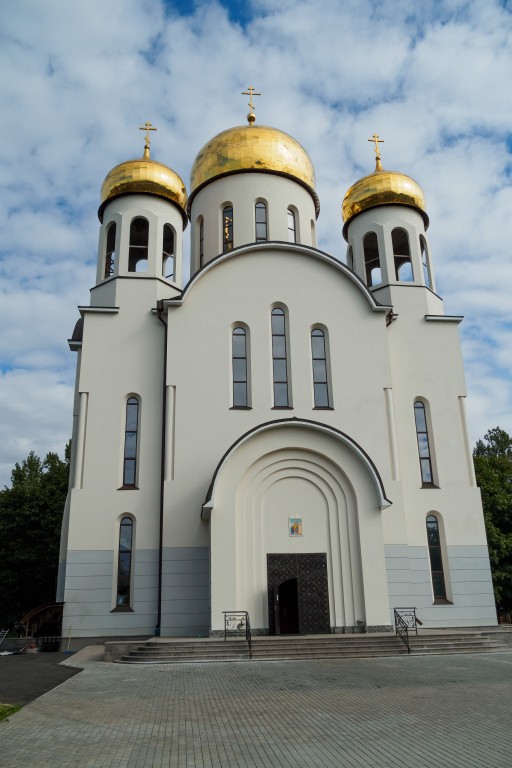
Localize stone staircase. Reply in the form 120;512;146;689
113;630;509;664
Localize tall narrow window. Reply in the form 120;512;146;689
223;205;233;253
311;329;330;408
199;217;204;268
414;400;435;486
123;397;139;487
104;223;116;278
392;228;413;281
346;245;354;271
287;208;297;243
271;307;289;407
232;327;248;407
420;235;431;288
363;232;381;286
116;516;134;607
426;515;447;600
255;202;268;242
128;218;149;272
311;220;316;247
162;224;175;280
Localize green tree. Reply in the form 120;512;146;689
0;446;70;628
474;427;512;611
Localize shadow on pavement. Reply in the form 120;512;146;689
0;653;81;706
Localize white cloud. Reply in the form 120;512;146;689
0;0;511;484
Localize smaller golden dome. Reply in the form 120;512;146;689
99;156;188;223
188;124;319;216
342;166;428;237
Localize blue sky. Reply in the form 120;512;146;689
0;0;511;485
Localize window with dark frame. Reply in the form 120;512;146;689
255;202;268;242
363;232;381;286
199;217;204;268
347;245;354;271
116;516;133;607
392;227;413;281
123;397;139;487
287;208;296;243
420;235;430;288
311;329;330;408
128;217;149;272
223;205;233;253
271;307;289;407
162;224;175;280
426;514;447;600
104;222;116;278
414;400;434;486
232;327;248;407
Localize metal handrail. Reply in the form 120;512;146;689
394;607;421;653
222;611;252;658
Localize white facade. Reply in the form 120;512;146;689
58;124;496;639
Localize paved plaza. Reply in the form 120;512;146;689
1;651;511;767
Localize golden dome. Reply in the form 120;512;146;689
188;124;319;216
99;155;188;223
342;166;428;237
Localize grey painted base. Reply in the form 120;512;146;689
62;546;210;638
385;543;497;628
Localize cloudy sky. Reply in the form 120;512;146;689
1;0;511;486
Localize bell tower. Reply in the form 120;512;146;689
342;135;442;316
93;123;188;307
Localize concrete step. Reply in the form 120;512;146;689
114;630;510;664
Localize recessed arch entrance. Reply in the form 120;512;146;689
204;420;392;634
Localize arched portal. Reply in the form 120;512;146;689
205;421;392;634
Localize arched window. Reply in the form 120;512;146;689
232;326;249;407
346;245;354;270
123;397;139;487
104;223;116;278
255;202;268;242
271;307;290;407
426;514;447;600
198;217;204;268
392;228;413;281
223;205;233;253
311;328;331;408
287;208;297;243
363;232;381;286
162;224;175;280
414;400;435;486
116;516;134;607
420;235;431;288
128;217;149;273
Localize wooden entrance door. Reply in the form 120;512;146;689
267;553;330;635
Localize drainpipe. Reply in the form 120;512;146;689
156;299;168;636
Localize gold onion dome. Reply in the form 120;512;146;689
98;125;187;223
342;158;428;238
188;124;320;216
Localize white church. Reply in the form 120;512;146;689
57;95;497;640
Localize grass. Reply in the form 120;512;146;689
0;704;21;722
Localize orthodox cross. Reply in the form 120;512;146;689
368;132;384;159
242;85;261;125
139;121;157;157
242;85;261;111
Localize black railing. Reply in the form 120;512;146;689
222;611;252;658
394;607;421;653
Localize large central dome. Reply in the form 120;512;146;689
188;124;319;215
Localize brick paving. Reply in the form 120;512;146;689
1;652;511;767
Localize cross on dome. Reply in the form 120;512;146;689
368;132;384;171
139;121;157;159
241;85;261;125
